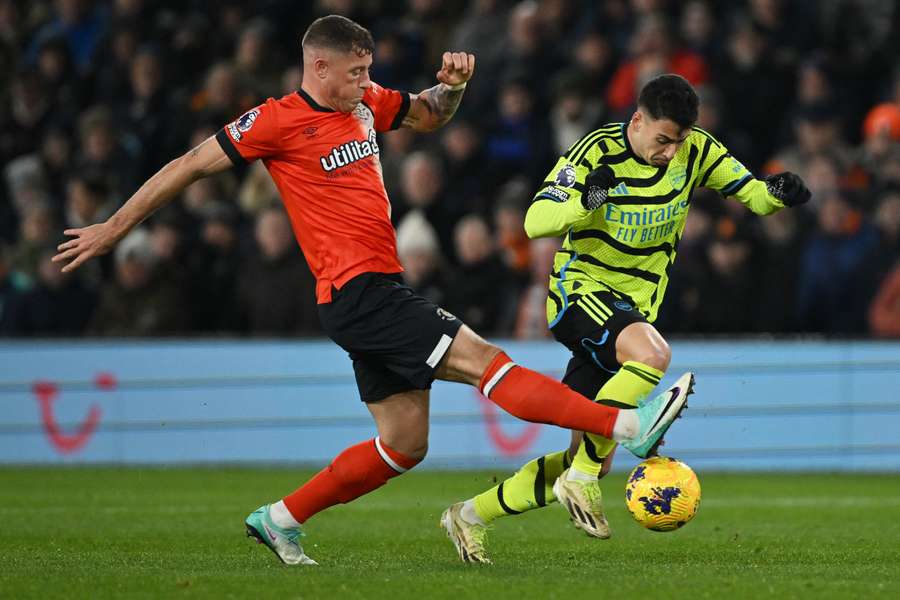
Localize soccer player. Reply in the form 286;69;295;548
441;74;811;563
52;16;689;566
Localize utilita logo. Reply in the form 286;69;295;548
319;130;379;172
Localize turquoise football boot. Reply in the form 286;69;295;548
621;372;694;459
245;505;317;566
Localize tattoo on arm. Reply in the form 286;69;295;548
405;83;465;130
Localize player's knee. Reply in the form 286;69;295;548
379;431;429;463
479;342;505;372
405;442;428;462
636;340;671;372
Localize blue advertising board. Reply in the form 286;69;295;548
1;340;898;471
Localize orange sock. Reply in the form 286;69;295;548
283;437;420;523
480;352;618;438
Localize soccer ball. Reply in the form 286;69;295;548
625;456;701;531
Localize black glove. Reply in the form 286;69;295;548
582;165;616;210
765;172;811;207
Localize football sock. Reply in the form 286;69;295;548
269;500;300;528
472;450;570;524
460;499;485;526
572;361;664;477
480;352;622;439
565;467;596;482
281;436;420;523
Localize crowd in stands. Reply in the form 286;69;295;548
1;0;898;338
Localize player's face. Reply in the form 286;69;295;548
634;112;691;167
323;50;373;113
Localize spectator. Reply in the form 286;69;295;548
680;1;719;61
118;46;173;181
88;229;189;336
485;77;554;190
188;203;243;333
549;69;606;155
3;247;95;336
0;243;24;333
396;210;447;307
10;201;57;286
34;35;84;115
605;14;708;116
0;70;52;166
766;101;855;179
76;106;139;201
753;207;808;333
92;24;140;104
189;61;247;126
234;18;281;99
444;214;519;335
692;217;759;334
437;120;485;212
26;0;107;72
237;206;320;336
713;17;791;164
65;172;113;230
1;2;898;338
796;192;880;333
493;178;531;279
570;30;616;98
514;236;558;339
396;151;460;261
869;261;900;338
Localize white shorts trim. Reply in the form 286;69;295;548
425;333;454;368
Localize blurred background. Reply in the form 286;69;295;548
0;0;898;470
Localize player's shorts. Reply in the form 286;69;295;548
318;272;463;403
550;290;648;403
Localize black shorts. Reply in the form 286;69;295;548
318;272;463;403
550;290;647;403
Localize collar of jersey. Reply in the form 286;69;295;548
621;122;650;166
297;88;336;113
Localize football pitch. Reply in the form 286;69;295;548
1;468;898;599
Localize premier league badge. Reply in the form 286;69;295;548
554;163;577;188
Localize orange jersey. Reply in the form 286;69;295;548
216;85;411;303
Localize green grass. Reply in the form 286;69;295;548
1;468;898;599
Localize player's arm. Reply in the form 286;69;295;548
53;137;232;273
401;52;474;132
524;156;616;239
696;131;810;214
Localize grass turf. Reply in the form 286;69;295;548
1;468;898;599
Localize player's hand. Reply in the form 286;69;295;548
436;52;475;87
52;222;120;273
582;165;617;210
765;172;811;207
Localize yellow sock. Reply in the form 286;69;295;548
473;450;570;524
571;361;665;477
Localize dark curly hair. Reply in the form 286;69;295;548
637;74;699;129
301;15;374;57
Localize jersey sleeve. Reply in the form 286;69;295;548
215;98;281;165
364;82;411;132
524;151;592;239
695;128;784;216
